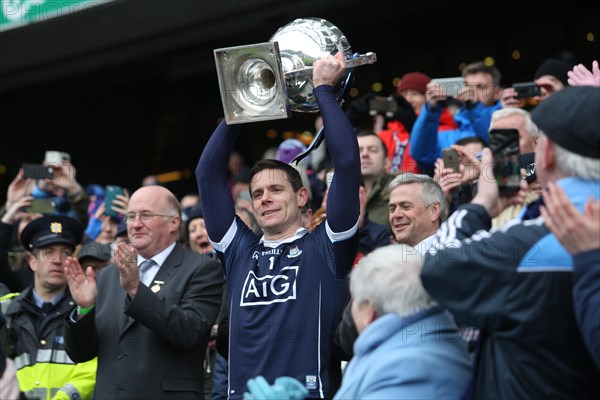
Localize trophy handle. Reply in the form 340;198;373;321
284;52;377;79
345;52;378;68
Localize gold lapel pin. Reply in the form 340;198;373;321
151;280;164;293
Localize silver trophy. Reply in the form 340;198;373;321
214;17;377;124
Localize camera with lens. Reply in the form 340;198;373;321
513;82;541;99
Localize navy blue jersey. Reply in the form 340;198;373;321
198;84;361;399
213;217;357;399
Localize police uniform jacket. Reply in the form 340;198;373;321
0;287;96;400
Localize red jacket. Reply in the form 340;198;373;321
378;109;457;173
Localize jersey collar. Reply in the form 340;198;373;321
260;227;310;248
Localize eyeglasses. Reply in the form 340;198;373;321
125;212;174;223
38;247;73;261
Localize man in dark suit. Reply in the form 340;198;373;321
64;185;224;399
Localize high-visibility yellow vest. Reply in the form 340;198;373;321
1;291;97;400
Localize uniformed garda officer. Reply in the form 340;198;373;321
0;215;97;400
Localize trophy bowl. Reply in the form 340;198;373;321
214;17;376;124
270;17;352;113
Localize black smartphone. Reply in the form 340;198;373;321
104;185;124;219
22;163;54;180
26;198;56;214
442;148;460;173
513;82;541;99
488;129;521;194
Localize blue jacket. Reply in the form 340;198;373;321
410;101;501;169
334;308;471;400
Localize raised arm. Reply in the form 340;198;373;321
0;197;34;292
196;121;242;242
410;81;444;168
315;53;360;233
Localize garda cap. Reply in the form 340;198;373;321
20;215;83;251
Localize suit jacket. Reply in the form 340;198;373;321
65;243;224;400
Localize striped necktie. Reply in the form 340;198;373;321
139;259;157;286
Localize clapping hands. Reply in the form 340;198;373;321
567;60;600;87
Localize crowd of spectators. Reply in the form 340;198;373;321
1;54;599;400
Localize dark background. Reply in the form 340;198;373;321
1;0;598;200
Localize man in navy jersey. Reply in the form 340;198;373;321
196;51;360;399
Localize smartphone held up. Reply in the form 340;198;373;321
26;198;56;214
431;77;465;98
22;163;54;180
512;82;541;99
104;185;125;219
442;148;460;173
45;150;71;165
488;129;521;194
368;96;398;118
